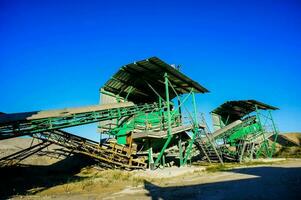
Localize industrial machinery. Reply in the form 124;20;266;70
209;100;279;162
0;57;220;169
0;57;279;170
0;102;153;169
97;57;222;168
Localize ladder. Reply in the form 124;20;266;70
194;114;224;164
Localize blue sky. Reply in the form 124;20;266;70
0;0;300;141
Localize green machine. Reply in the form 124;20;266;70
0;56;223;169
0;58;281;169
97;57;222;168
210;100;279;162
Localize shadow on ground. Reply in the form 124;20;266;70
0;154;95;199
144;166;301;200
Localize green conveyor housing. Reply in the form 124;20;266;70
98;57;211;167
210;100;279;159
113;110;181;144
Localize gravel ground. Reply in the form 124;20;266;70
132;166;206;179
2;137;300;200
14;159;300;200
106;159;301;200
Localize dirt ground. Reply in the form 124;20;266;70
1;159;299;200
280;133;301;145
1;135;300;200
102;159;301;200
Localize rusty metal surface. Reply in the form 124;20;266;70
33;130;147;169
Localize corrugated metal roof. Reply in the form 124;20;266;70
101;57;209;103
211;100;278;120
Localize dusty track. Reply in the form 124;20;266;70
1;137;301;200
107;159;301;200
4;159;300;200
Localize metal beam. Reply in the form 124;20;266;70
154;73;172;167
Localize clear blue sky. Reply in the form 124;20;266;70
0;0;300;141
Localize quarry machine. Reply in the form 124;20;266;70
0;57;279;169
97;57;222;168
0;57;222;169
208;100;279;162
0;102;153;169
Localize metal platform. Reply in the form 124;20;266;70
132;125;194;139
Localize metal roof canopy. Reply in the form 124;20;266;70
211;100;278;120
101;57;209;103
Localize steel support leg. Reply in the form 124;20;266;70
239;141;247;163
183;91;198;165
178;137;183;166
154;73;172;167
249;142;255;160
269;110;278;157
148;141;154;170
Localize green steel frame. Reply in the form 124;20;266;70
254;106;279;158
99;71;209;169
154;73;173;166
209;104;279;161
1;57;280;170
0;103;163;140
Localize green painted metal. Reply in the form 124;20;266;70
1;57;281;169
178;137;183;166
183;91;198;165
227;123;261;144
159;97;163;131
207;101;279;162
199;113;224;164
269;110;279;157
249;142;255;160
154;73;172;167
239;140;247;163
5;57;285;170
125;86;134;101
148;143;154;169
0;104;150;139
255;105;271;158
108;109;180;145
0;103;164;140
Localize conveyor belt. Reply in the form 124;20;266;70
0;102;162;140
0;102;135;124
0;130;146;169
200;120;243;144
32;130;147;169
0;140;52;167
